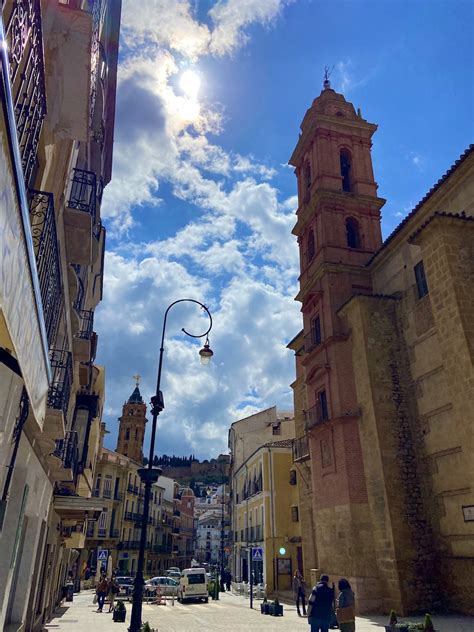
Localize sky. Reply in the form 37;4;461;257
96;0;474;460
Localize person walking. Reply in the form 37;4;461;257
95;572;109;613
336;578;356;632
293;569;307;616
225;571;232;592
307;574;334;632
108;574;120;613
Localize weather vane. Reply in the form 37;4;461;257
133;373;141;387
323;65;333;90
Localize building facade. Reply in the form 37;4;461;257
289;79;474;614
195;485;230;566
0;1;121;629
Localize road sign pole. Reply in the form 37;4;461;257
249;553;253;610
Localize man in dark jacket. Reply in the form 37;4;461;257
307;574;334;632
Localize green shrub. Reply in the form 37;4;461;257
389;610;398;624
424;614;435;631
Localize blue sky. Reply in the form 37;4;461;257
96;0;474;459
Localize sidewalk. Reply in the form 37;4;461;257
43;589;474;632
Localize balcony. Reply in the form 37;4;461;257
48;349;73;417
98;528;107;538
114;492;123;501
293;435;310;462
3;0;47;187
305;402;330;431
304;328;322;354
73;309;95;363
103;489;112;499
110;529;120;538
28;191;64;349
64;168;97;264
52;430;79;482
127;484;138;495
121;540;141;550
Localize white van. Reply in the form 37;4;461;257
178;567;208;603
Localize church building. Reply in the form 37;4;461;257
289;78;474;615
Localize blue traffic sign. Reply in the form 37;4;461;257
97;549;108;561
252;547;263;561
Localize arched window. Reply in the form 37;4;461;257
135;428;139;440
303;161;311;201
340;149;352;192
307;229;315;263
125;428;130;440
346;217;361;249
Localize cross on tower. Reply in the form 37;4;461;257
133;373;141;387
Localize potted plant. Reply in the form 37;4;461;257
260;597;270;615
424;614;435;632
140;623;152;632
112;600;126;622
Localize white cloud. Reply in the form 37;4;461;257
97;0;299;458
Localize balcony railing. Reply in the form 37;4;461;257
110;529;120;538
293;435;310;462
3;0;47;186
75;309;94;339
67;168;97;221
121;540;141;550
28;191;64;348
103;489;112;499
114;492;123;501
48;349;73;416
98;528;107;538
53;430;79;476
304;402;330;431
304;329;321;353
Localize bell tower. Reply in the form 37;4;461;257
290;77;386;611
116;375;147;464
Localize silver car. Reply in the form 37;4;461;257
144;576;179;597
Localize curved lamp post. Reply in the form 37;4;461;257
129;299;213;632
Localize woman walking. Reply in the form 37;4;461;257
293;569;307;616
95;572;109;613
108;574;120;612
336;578;356;632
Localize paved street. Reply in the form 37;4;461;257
43;590;474;632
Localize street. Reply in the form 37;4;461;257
43;591;474;632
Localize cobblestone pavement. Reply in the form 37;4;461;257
43;590;474;632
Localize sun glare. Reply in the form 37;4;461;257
180;70;201;100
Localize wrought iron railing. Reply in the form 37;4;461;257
53;430;79;476
98;528;107;538
102;488;111;499
48;349;73;416
293;435;310;462
3;0;47;186
304;402;330;430
75;309;94;339
28;191;64;348
67;168;97;220
304;328;321;353
110;529;120;538
121;540;141;550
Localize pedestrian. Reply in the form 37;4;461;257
307;573;334;632
108;574;120;613
96;572;108;613
336;578;356;632
225;571;232;592
293;569;307;616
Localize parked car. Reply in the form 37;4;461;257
116;576;134;597
166;567;181;575
144;576;179;596
167;570;182;581
178;567;208;603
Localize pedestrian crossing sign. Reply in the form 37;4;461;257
97;549;108;561
252;547;263;561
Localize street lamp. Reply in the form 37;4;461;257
129;299;213;632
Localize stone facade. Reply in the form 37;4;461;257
289;79;473;615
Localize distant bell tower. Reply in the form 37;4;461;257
116;375;147;463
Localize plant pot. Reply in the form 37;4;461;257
261;603;270;614
273;604;283;616
113;611;126;622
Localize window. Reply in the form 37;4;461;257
272;423;281;436
414;261;429;298
135;428;139;440
103;475;112;498
340;150;352;192
291;506;299;522
94;474;101;496
319;390;329;421
346;217;361;249
125;428;130;440
289;470;297;485
303;161;311;200
311;316;322;346
307;229;315;263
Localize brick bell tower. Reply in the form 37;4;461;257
289;75;385;611
116;375;147;464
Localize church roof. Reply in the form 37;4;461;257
128;386;143;403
